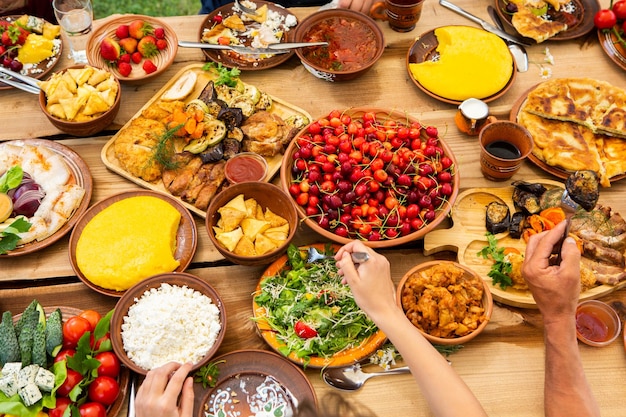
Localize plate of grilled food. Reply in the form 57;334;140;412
101;63;311;218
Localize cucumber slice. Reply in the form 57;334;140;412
183;120;227;154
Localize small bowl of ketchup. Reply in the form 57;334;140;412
225;153;269;184
575;300;621;347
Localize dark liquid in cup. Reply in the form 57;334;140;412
485;140;521;159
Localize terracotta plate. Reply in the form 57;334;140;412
12;306;130;417
0;15;62;91
1;139;93;257
68;190;198;297
406;26;516;105
197;350;317;417
598;29;626;71
509;85;626;184
253;243;387;368
197;0;297;70
494;0;600;41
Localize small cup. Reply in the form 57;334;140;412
478;121;533;181
575;300;621;347
224;152;269;184
370;0;425;32
455;98;491;136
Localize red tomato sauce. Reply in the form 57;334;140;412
576;308;610;342
301;17;377;72
225;155;267;183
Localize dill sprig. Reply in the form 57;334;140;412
151;124;183;170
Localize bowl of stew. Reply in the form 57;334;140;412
293;9;384;82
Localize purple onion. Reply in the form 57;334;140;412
12;188;46;217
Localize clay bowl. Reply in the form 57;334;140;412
110;272;227;375
38;65;121;136
206;181;298;266
294;9;384;81
280;107;459;248
396;261;493;345
86;14;177;84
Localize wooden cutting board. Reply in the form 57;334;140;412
424;179;626;308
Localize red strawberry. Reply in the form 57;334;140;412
156;39;167;50
115;24;129;39
137;35;157;58
131;51;142;64
142;59;157;74
128;19;152;40
119;53;131;63
154;27;165;39
99;37;121;61
118;61;132;77
118;37;138;54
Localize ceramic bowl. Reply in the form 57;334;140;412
575;300;621;347
396;261;493;345
294;9;384;81
86;14;178;84
38;65;121;136
206;181;298;266
110;272;227;375
280;107;459;248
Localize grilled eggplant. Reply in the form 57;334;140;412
511;180;547;196
566;170;600;212
513;188;542;215
486;201;510;234
509;212;526;239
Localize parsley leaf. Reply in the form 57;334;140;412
0;217;32;254
0;165;23;193
477;233;514;289
202;62;241;87
194;360;224;388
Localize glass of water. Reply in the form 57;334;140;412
52;0;93;64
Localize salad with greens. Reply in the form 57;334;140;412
254;244;378;366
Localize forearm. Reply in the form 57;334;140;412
543;319;600;417
372;308;488;417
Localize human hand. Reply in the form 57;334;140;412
337;0;376;15
135;362;195;417
335;240;396;323
522;220;581;324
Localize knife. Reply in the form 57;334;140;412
178;40;290;55
439;0;532;47
487;5;529;72
267;42;328;50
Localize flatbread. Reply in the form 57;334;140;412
509;0;568;42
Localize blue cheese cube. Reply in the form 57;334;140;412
18;382;42;406
1;362;23;377
27;15;44;34
17;364;39;388
35;367;55;392
0;373;18;397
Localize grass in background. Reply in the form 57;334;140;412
93;0;201;19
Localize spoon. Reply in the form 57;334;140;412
322;364;411;390
487;6;529;72
306;247;370;264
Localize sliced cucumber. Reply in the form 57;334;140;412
183;119;227;154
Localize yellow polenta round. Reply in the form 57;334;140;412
76;196;181;291
409;26;513;101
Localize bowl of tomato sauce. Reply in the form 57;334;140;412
294;9;385;82
575;300;621;347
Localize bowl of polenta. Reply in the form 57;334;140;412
406;25;516;105
69;190;198;297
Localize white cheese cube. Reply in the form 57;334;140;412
35;367;55;392
17;364;39;388
1;362;22;377
18;382;42;406
0;373;18;397
27;16;44;34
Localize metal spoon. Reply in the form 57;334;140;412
322;364;411;390
487;6;529;72
306;247;370;264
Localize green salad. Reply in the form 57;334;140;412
254;244;378;366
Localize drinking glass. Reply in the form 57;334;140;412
52;0;93;64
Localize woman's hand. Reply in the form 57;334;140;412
337;0;376;15
135;362;195;417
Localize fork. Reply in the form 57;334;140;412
307;247;370;264
234;0;260;16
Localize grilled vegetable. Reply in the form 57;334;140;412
486;201;510;234
45;308;63;357
0;310;20;365
540;188;564;209
218;107;244;130
512;189;542;215
223;138;241;159
511;180;546;196
566;170;599;211
509;212;525;239
200;142;225;163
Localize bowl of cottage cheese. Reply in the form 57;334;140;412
111;272;226;375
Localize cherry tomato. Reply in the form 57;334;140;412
49;396;72;417
613;0;626;20
294;321;318;338
57;369;83;397
88;375;120;405
79;402;107;417
62;316;92;349
53;348;76;363
95;351;121;377
594;9;617;29
90;332;110;350
79;310;101;330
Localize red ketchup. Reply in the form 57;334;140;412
225;154;267;184
575;306;611;343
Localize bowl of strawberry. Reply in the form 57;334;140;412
280;108;459;248
86;15;178;84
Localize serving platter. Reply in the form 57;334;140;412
197;350;317;417
68;190;198;297
406;27;516;105
423;180;626;308
494;0;600;41
101;63;312;218
253;243;387;368
598;28;626;72
197;0;297;70
1;139;93;257
0;15;62;91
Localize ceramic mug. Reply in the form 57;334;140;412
370;0;425;32
479;121;533;181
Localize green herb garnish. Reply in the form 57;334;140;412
0;165;23;193
151;124;184;170
194;360;225;388
477;233;513;289
0;217;31;254
202;62;241;87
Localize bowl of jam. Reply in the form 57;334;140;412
224;152;269;184
575;300;621;347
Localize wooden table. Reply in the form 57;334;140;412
2;1;626;416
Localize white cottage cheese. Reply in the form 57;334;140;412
121;283;222;370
